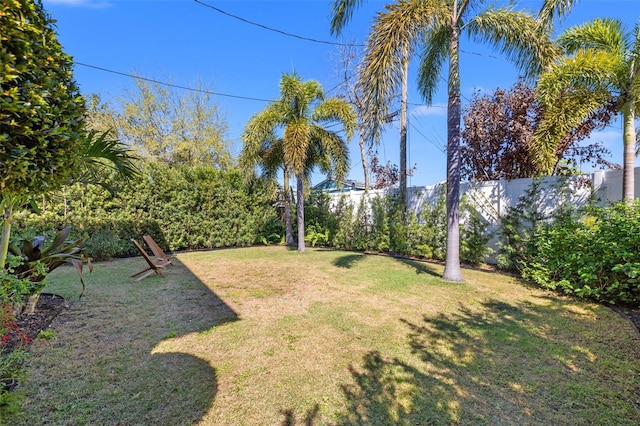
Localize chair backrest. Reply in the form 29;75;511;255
143;235;167;259
131;239;158;269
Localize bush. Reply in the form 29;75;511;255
522;201;640;305
305;187;492;265
12;163;280;259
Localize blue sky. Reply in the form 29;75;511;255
42;0;640;187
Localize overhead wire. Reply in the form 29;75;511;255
193;0;362;47
75;62;274;102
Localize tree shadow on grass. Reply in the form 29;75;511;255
334;298;640;425
280;404;320;426
15;256;238;425
333;253;367;268
392;256;441;277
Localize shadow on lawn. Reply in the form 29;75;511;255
333;252;441;278
16;257;238;425
332;298;640;425
333;253;367;268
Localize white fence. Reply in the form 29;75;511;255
326;167;640;262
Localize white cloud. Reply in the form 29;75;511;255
410;103;447;117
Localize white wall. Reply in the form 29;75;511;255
326;167;640;262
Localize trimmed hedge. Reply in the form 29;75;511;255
12;162;279;260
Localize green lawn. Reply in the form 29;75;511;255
11;247;640;425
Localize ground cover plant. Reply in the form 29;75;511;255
10;247;640;425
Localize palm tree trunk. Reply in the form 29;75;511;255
400;48;409;216
283;166;294;245
359;129;370;191
442;20;464;283
622;101;636;201
296;174;306;252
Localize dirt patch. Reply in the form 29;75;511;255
1;294;68;354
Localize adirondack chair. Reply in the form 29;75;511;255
130;239;170;281
143;235;175;265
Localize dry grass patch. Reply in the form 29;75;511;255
10;247;640;425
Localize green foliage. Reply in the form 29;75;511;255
304;187;491;264
0;0;86;196
0;348;27;421
88;79;232;168
13;162;280;259
496;180;550;272
8;226;92;299
460;203;493;265
36;329;56;341
522;201;640;305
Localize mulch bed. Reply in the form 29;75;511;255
1;294;68;355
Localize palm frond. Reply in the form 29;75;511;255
75;130;140;193
309;126;350;183
629;21;640;102
538;0;579;25
418;25;449;104
536;49;623;104
559;18;627;56
466;6;558;79
284;120;311;175
358;0;445;142
531;87;611;174
330;0;366;35
312;98;358;140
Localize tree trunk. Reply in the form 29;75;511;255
296;174;306;252
442;21;464;283
0;200;14;271
22;293;41;315
283;167;294;246
622;101;636;201
400;48;409;216
359;129;370;192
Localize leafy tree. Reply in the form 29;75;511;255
531;17;640;200
331;0;556;281
241;73;357;252
0;0;87;269
95;78;232;168
461;79;617;181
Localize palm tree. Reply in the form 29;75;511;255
331;0;556;281
241;73;357;252
239;130;295;246
531;17;640;200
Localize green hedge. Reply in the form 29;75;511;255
522;201;640;306
304;189;492;265
12;162;279;260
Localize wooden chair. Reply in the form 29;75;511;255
143;235;175;265
130;239;170;281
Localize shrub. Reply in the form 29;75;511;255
522;201;640;305
12;163;280;259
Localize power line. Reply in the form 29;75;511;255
409;118;446;153
74;62;273;102
193;0;362;48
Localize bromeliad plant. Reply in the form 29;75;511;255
8;226;92;315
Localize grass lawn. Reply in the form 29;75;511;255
11;246;640;425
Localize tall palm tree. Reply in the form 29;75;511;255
331;0;556;281
531;17;640;200
241;73;357;252
239;130;295;246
